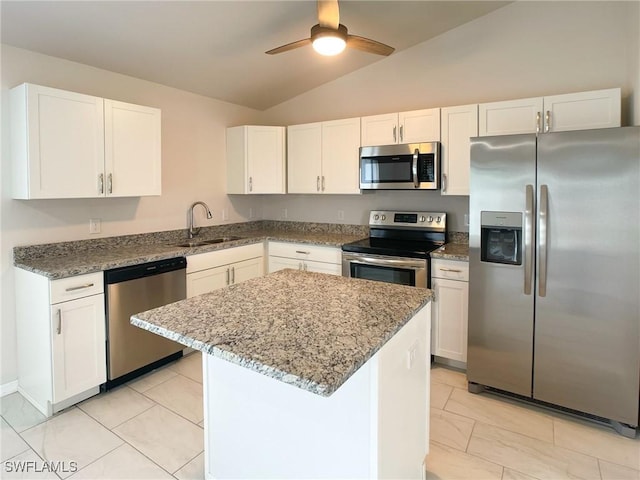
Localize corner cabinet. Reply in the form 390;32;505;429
10;83;161;199
287;118;360;194
478;88;621;137
440;104;478;196
360;108;440;147
226;126;286;194
431;259;468;364
268;241;342;275
15;270;106;416
186;243;264;297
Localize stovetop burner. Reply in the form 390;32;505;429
341;210;447;259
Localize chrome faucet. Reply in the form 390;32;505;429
188;201;213;238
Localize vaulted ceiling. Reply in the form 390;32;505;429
1;1;509;110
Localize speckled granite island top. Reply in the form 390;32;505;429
131;269;433;397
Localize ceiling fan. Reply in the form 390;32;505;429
266;0;395;57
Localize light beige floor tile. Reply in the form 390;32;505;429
430;366;468;389
20;408;123;479
127;367;178;393
430;407;475;451
426;440;503;480
78;385;154;429
168;352;203;384
431;381;453;410
1;419;30;462
142;375;203;424
113;405;203;474
502;467;541;480
468;422;601;480
1;448;60;479
445;388;554;443
599;459;640;480
553;417;640;470
1;393;47;433
69;443;173;479
174;451;205;480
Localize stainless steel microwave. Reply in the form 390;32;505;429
359;142;440;190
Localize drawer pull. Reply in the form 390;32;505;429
439;268;463;273
295;250;310;255
57;309;62;335
65;283;95;292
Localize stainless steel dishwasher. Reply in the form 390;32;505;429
104;257;186;388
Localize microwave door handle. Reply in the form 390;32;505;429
412;149;419;188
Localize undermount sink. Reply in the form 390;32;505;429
170;236;242;248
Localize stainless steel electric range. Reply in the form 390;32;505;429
341;210;447;288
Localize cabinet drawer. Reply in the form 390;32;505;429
432;259;468;282
50;272;104;304
268;241;341;264
187;242;264;274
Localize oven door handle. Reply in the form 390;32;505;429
346;256;426;270
412;148;420;188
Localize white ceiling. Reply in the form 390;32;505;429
1;1;509;110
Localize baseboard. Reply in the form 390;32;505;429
0;380;19;397
433;356;467;371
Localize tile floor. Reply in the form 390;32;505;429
1;354;639;479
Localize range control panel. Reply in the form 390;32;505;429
369;211;447;231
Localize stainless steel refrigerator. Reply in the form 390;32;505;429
468;126;639;437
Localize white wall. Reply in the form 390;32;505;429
259;1;640;228
0;45;264;386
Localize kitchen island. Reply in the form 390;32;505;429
132;269;433;479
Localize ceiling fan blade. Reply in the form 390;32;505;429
317;0;339;29
347;35;395;56
265;38;312;55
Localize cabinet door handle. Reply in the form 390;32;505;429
399;125;404;142
321;176;325;191
298;262;303;270
231;266;235;284
295;250;310;255
56;309;62;335
249;177;253;192
98;174;104;194
303;263;308;271
544;110;551;133
226;267;230;285
65;283;95;292
393;125;397;143
442;173;448;193
107;173;113;194
536;112;541;134
439;268;462;273
317;176;320;192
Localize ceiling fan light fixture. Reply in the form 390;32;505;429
312;35;346;56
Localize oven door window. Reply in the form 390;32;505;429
350;263;416;286
361;156;412;184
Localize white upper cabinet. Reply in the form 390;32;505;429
104;100;161;197
227;125;286;194
10;83;162;199
479;88;621;136
361;108;440;146
440;104;478;196
287;118;360;194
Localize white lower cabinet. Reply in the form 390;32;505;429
268;241;341;275
187;243;264;297
431;259;469;364
15;270;106;416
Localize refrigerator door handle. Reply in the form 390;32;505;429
524;184;534;295
539;184;549;297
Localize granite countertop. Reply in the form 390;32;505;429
13;225;367;279
431;243;469;261
131;269;433;397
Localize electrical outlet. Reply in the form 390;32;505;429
282;208;288;219
464;214;470;226
89;218;101;234
222;208;229;221
406;341;418;369
337;210;345;221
